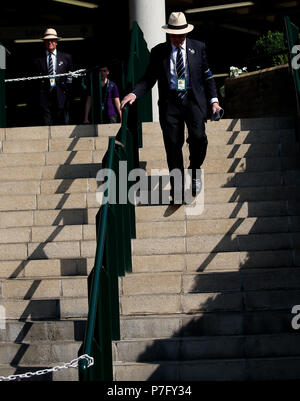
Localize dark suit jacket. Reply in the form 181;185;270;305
33;50;73;109
133;38;217;118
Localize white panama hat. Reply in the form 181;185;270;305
161;12;194;34
41;28;61;41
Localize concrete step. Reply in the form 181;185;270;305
0;319;86;343
113;356;300;381
0;276;87;300
1;119;294;143
143;156;300;173
1;287;299;319
0;340;81;365
120;288;300;315
0;258;94;279
141;140;299;158
141;131;297;148
1;185;300;213
132;249;299;273
0;208;98;228
120;269;300;296
1;297;88;319
0;164;101;182
141;118;295;133
132;232;300;256
113;333;300;363
119;310;296;338
135;201;300;222
0;170;299;198
0;239;97;260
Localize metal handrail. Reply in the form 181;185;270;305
78;21;150;381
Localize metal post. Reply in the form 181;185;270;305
0;45;6;128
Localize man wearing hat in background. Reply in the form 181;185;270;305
33;28;73;125
121;12;222;203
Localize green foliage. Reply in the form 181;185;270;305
254;31;289;66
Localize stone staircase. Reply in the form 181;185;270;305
1;117;300;381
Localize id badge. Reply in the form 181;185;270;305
177;78;186;91
50;78;55;86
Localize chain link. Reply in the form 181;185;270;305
5;69;86;83
0;354;94;381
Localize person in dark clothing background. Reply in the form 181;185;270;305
83;64;121;124
33;28;73;126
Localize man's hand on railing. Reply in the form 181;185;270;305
120;93;136;109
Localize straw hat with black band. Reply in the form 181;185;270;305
161;12;194;35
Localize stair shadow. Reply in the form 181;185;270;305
5;124;102;373
121;118;300;381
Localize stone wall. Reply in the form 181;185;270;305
223;64;297;118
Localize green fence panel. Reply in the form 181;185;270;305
79;22;150;381
285;16;300;97
0;69;5;128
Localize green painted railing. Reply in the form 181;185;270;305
78;21;150;381
284;16;300;117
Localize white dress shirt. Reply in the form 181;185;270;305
170;39;218;104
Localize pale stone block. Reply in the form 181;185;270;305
60;297;88;318
80;240;96;258
0;260;25;278
136;221;186;238
185;252;240;271
94;137;111;150
135;205;185;222
33;209;86;226
0;166;42;182
5;126;50;141
40;178;89;194
61;277;88;297
28;241;80;259
24;259;62;277
2;278;61;299
122;273;181;295
0;211;34;228
0;180;40;195
50;124;97;138
0;153;45;167
1;299;59;320
132;237;185;255
3;140;48;154
46;151;93;165
132;254;186;272
0;227;31;243
31;225;83;242
37;193;86;210
182;292;242;313
49;137;95;151
187;234;238;254
121;294;180;314
0;195;36;211
0;243;27;260
82;224;96;240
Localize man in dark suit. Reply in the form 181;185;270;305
121;12;222;203
33;28;73;125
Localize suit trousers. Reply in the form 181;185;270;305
159;90;208;188
41;87;69;126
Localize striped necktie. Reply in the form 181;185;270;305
176;47;187;99
48;52;54;75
